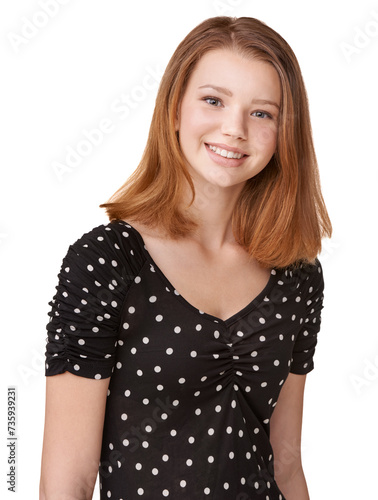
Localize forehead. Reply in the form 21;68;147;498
186;49;281;102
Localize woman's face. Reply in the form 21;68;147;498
176;49;281;192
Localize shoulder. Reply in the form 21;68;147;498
68;220;144;254
58;220;147;289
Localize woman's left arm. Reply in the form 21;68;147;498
269;372;310;500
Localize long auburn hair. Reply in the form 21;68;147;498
101;16;332;269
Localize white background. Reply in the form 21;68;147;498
1;0;377;498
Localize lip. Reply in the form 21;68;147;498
205;142;249;156
205;143;249;168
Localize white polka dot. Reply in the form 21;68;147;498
229;451;234;459
178;378;185;384
224;483;229;490
208;455;214;463
149;295;157;302
204;487;210;495
188;436;195;444
137;370;143;376
124;390;131;397
162;490;169;497
155;314;163;322
180;480;186;487
142;337;149;344
154;366;161;373
135;463;142;470
196;324;202;331
170;429;177;437
226;426;232;434
99;258;105;264
190;351;197;357
152;468;159;475
94;374;101;379
73;364;80;371
251;351;258;357
174;326;181;333
121;413;127;421
259;335;266;342
92;327;99;333
274;360;280;366
123;322;129;329
137;488;144;495
259;317;266;324
87;265;94;271
261;382;267;387
134;276;141;284
116;362;122;369
215;405;221;413
128;306;135;314
166;348;173;355
208;428;214;435
254;428;259;434
111;260;118;267
214;330;220;339
162;454;169;462
142;441;149;448
186;459;193;466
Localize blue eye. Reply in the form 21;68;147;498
204;97;222;107
252;111;272;119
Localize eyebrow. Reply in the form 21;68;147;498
198;84;280;110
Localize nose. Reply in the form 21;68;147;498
221;108;248;141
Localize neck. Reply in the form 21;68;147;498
182;180;245;251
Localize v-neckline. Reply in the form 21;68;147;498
121;220;278;327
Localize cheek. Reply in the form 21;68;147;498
251;123;278;153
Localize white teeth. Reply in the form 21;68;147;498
208;145;243;159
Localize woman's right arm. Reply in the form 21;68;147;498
39;372;110;500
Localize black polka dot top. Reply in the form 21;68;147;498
45;220;325;500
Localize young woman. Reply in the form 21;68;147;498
40;16;332;500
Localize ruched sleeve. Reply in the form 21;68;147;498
290;260;324;375
44;221;146;379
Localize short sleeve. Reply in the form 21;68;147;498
44;222;145;379
290;260;325;375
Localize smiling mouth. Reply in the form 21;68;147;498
206;144;247;160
